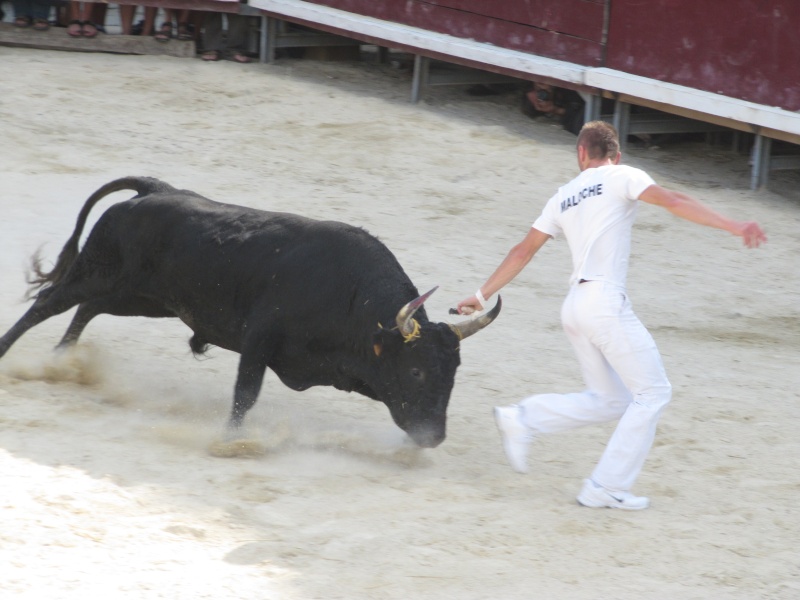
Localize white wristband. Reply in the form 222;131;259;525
476;288;488;310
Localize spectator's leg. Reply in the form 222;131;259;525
90;1;105;32
201;11;223;60
154;8;174;41
226;14;249;49
141;6;157;37
119;4;135;35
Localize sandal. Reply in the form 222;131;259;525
201;50;220;62
81;21;98;38
155;21;173;42
67;19;82;37
32;18;50;32
232;52;252;64
14;16;32;28
176;22;193;41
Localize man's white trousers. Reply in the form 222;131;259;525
519;280;672;491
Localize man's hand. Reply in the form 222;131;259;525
732;221;767;248
456;295;483;315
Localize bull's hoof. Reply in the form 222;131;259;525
208;438;267;458
209;421;292;458
3;344;102;387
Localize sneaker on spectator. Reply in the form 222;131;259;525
576;479;650;510
493;404;533;473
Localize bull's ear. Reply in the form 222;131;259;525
372;328;388;357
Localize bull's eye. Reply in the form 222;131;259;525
411;367;422;379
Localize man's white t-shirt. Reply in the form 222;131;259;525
533;164;655;288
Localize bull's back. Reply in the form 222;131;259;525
83;191;413;349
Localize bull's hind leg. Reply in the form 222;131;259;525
55;295;175;350
0;286;84;360
56;302;100;350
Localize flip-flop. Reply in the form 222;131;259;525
176;22;193;41
67;19;82;37
201;50;220;62
154;22;173;42
232;52;252;64
14;16;31;28
82;22;99;38
32;18;50;31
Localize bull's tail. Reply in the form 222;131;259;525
26;176;177;299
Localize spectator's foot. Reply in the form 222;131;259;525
232;52;252;64
32;18;50;31
82;22;98;38
177;22;194;41
201;50;221;62
14;16;32;28
155;22;173;42
67;20;82;37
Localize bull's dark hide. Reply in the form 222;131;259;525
0;177;500;447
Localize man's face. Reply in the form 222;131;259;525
530;83;556;113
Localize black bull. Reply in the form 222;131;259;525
0;177;500;447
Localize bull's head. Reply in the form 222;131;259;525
371;287;501;448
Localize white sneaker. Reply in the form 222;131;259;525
493;405;533;474
576;479;650;510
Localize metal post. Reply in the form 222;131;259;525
581;93;601;123
758;136;772;190
376;46;389;64
259;15;268;63
265;16;278;64
613;100;631;151
750;134;763;190
411;55;429;103
731;131;741;153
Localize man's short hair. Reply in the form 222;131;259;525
577;121;620;161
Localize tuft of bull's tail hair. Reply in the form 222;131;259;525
189;334;211;357
25;177;177;300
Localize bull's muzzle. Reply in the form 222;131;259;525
407;424;446;448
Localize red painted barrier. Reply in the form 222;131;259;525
604;0;799;111
116;0;798;112
301;0;606;65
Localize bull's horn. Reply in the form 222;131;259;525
448;296;502;341
396;286;438;337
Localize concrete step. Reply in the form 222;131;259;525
0;22;195;58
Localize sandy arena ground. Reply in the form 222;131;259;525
1;47;799;599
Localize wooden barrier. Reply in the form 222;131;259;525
2;0;798;189
248;0;800;189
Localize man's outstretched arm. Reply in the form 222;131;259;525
638;185;767;248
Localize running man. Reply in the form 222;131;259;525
457;121;767;510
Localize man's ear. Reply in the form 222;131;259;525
577;144;588;169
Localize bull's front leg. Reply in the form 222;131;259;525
226;348;270;436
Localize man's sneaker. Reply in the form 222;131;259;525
576;479;650;510
493;404;533;474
